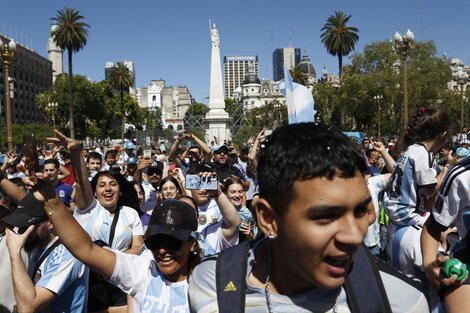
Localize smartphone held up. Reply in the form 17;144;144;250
185;174;218;190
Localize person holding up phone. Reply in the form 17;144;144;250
223;176;256;241
169;131;212;176
188;171;242;256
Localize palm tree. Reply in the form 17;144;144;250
107;62;134;144
51;7;89;139
289;65;308;86
320;11;359;79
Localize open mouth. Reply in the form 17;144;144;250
325;255;352;275
156;253;175;263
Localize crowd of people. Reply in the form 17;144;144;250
0;109;470;312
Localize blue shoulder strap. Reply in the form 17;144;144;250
216;241;251;313
344;244;392;313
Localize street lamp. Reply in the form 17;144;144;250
394;29;414;128
454;69;468;129
0;38;16;151
374;95;383;139
47;101;58;131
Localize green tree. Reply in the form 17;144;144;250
51;7;89;139
320;11;359;78
332;39;454;135
289;65;308;86
107;62;134;144
185;103;209;117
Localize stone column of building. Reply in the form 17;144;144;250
205;22;230;144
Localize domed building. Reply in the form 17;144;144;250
297;51;316;89
241;64;261;110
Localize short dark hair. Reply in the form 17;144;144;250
257;123;368;216
104;150;117;158
43;158;60;169
87;152;102;163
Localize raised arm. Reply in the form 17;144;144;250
169;136;183;168
0;171;26;203
33;178;117;280
48;130;94;210
189;132;212;163
372;141;395;173
205;176;241;239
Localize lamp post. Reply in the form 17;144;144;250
0;38;16;151
454;69;468;129
47;101;58;132
394;29;414;128
374;95;383;139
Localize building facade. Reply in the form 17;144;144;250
272;47;301;81
134;80;194;131
0;35;52;125
223;55;258;99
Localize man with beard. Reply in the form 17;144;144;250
3;187;87;313
209;144;247;184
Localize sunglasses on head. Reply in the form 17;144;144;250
146;234;185;251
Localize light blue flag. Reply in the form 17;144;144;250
278;65;316;124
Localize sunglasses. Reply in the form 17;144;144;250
146;234;185;251
214;150;228;155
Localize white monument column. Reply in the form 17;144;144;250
205;22;230;144
48;24;64;83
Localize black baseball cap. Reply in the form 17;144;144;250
1;193;47;228
144;199;198;245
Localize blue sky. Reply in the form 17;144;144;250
1;0;469;103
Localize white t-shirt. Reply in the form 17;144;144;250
110;249;190;313
74;199;144;250
385;143;436;226
364;175;386;248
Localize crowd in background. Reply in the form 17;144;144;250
1;110;470;312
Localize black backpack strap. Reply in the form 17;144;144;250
31;238;62;282
344;244;392;313
216;241;251;313
108;207;121;247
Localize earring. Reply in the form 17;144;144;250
192;250;198;255
268;232;275;239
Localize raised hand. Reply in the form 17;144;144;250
47;129;81;151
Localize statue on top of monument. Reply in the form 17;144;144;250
210;22;219;48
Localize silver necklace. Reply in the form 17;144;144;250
263;239;340;313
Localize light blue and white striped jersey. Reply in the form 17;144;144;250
110;249;189;313
29;238;88;313
385;144;437;226
196;199;221;232
433;155;470;250
74;200;144;250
